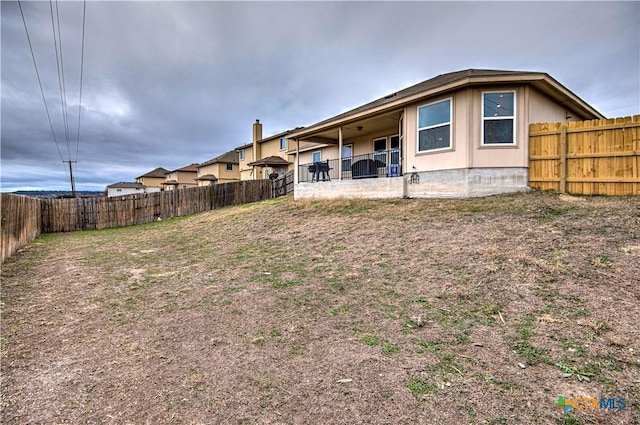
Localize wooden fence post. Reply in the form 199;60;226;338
560;125;568;193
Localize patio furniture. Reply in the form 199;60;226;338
308;164;318;182
309;161;331;182
387;164;401;177
352;159;386;179
317;161;331;181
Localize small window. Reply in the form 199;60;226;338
482;91;515;145
279;166;286;175
280;137;287;150
239;149;245;160
417;98;452;152
226;163;233;171
312;151;321;163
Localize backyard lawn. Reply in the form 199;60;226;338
1;192;639;424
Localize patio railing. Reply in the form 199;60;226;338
299;150;401;182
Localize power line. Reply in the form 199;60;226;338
50;0;72;159
19;0;87;195
75;0;87;162
17;0;65;163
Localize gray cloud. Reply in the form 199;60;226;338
2;1;638;191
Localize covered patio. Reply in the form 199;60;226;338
289;107;404;184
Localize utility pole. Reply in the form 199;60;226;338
63;160;77;197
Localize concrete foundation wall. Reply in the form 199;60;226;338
294;168;529;200
467;168;530;197
294;177;404;200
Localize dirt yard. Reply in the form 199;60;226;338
1;191;639;424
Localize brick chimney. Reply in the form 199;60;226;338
252;119;263;165
253;119;262;143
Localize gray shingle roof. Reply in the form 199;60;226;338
199;151;239;167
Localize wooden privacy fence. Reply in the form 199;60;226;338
529;115;640;195
41;179;274;233
1;193;41;262
272;171;294;197
2;180;273;261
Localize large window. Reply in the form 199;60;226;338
312;151;321;163
482;91;515;145
418;98;452;152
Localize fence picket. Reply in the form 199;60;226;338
529;115;640;195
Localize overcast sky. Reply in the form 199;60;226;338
1;1;638;192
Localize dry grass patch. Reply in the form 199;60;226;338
1;192;639;424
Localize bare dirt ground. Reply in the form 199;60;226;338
1;191;639;425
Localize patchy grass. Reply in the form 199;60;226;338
1;192;639;424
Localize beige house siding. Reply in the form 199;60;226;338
218;163;239;183
469;86;528;169
527;86;582;123
301;84;590;174
137;176;166;188
238;146;254;180
297;145;338;165
259;139;281;159
405;91;470;173
164;170;198;190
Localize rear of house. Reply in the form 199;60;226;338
288;69;604;200
196;151;240;186
236;120;296;180
162;163;199;191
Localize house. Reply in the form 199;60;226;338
287;69;604;200
135;167;169;189
106;182;160;197
196;150;240;186
162;163;199;191
236;120;297;180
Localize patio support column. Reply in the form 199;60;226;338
295;138;300;184
338;127;343;180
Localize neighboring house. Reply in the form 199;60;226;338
106;182;160;197
162;163;200;191
287;69;604;200
196;150;240;186
136;167;169;188
236;120;298;180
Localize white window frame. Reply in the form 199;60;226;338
417;98;453;153
226;163;233;171
481;90;516;146
312;151;321;163
239;149;245;160
280;137;287;151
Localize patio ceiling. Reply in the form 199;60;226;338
301;109;403;144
